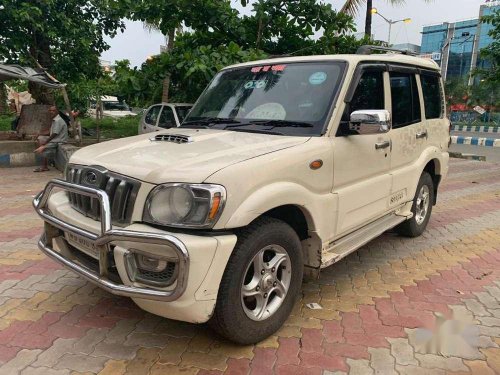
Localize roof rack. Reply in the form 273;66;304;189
356;45;418;56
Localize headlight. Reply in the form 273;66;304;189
143;183;226;229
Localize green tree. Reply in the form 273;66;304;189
239;0;356;55
0;0;128;103
132;0;243;102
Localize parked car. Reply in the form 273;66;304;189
88;96;136;119
34;46;450;345
139;103;193;134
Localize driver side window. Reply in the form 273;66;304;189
348;71;385;115
145;105;162;125
338;70;385;136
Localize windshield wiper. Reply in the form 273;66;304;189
182;117;241;128
229;128;284;136
249;120;314;128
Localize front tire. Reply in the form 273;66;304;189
209;217;303;344
395;171;434;237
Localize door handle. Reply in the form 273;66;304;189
375;141;391;150
416;131;428;139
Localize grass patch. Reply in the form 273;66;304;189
80;115;139;139
0;115;15;131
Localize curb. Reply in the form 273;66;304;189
0;152;44;167
450;135;500;147
449;152;486;162
451;125;499;133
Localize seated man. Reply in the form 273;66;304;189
34;105;68;172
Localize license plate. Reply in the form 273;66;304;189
65;232;99;259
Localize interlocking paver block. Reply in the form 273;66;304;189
20;366;70;375
0;349;42;375
54;353;108;373
2;159;500;374
415;353;468;372
346;359;373;375
31;338;78;368
180;352;227;371
72;328;107;355
368;348;397;375
388;338;418;366
96;359;127;375
91;341;139;360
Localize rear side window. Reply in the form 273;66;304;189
145;105;162;125
420;75;443;119
390;72;421;129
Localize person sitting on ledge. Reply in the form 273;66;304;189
33;105;68;172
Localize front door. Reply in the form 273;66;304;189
332;67;392;237
142;105;162;133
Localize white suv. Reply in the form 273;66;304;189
34;47;450;344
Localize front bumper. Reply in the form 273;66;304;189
34;178;189;302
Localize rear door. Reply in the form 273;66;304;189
387;67;425;206
419;71;448;150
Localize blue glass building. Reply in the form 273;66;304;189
420;2;499;83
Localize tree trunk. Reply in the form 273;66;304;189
162;75;171;103
0;83;8;115
161;28;176;103
29;29;55;105
364;0;373;39
166;28;175;51
256;15;264;49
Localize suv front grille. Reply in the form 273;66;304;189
66;165;140;226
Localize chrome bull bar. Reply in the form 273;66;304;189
33;178;189;302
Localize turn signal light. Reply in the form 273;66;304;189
209;193;222;220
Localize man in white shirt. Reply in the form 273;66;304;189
34;106;68;172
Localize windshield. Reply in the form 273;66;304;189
183;61;346;136
175;106;192;122
103;101;130;111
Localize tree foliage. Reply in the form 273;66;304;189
1;0;368;110
0;0;128;103
478;9;500;84
110;0;364;108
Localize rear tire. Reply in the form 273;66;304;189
395;171;434;237
209;217;303;344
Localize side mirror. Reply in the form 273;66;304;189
349;110;391;135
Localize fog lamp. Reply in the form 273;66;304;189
125;250;177;287
136;254;168;272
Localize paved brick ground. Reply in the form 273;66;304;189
1;160;500;375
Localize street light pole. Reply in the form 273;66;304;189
371;8;411;46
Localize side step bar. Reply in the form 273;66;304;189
321;213;409;268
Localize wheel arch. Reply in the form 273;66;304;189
423;158;442;205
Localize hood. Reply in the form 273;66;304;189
70;128;310;183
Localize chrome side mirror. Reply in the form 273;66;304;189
349;110;391;135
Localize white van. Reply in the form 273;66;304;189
88;96;136;119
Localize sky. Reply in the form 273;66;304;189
101;0;489;68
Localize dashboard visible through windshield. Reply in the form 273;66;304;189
183;61;346;136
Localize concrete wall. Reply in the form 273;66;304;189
0;141;79;169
